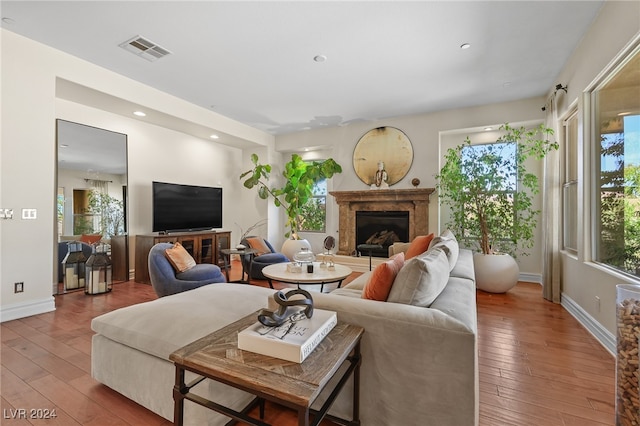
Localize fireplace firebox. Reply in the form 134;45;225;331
356;211;409;257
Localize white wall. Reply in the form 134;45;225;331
0;30;273;321
549;1;640;350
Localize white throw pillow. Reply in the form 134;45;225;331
428;229;459;271
387;248;450;307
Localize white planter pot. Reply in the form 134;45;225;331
281;239;312;261
473;253;519;293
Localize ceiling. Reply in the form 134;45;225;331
1;1;605;139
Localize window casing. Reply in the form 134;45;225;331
593;47;640;277
563;110;578;252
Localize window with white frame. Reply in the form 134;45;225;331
593;46;640;277
298;173;327;233
563;110;578;252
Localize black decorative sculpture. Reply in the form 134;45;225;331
258;289;314;327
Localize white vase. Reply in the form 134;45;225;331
473;253;519;293
281;239;312;261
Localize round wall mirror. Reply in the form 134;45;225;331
352;127;413;186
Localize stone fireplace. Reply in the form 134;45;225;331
356;211;409;257
330;188;435;256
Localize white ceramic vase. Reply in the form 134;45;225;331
281;239;312;262
473;253;519;293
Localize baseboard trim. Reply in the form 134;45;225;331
519;273;541;284
561;293;615;356
0;297;56;322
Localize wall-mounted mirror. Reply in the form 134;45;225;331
352;126;413;187
55;120;128;294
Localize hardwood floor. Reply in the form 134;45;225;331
1;264;615;425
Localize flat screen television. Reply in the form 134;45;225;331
152;181;222;233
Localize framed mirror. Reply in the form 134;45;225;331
55;120;128;294
352;126;413;187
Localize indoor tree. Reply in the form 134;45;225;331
240;153;342;239
436;123;558;258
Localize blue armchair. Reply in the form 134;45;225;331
148;243;226;297
240;236;289;280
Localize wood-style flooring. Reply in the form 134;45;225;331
1;263;615;425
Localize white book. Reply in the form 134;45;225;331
237;309;338;363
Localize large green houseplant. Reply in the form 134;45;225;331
240;153;342;239
435;123;557;291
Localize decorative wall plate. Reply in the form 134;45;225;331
352;126;413;186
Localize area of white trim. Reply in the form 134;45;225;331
561;292;615;356
0;297;56;322
519;273;542;284
332;254;385;273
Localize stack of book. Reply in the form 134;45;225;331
238;309;337;363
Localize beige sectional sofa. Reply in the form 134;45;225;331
91;245;478;425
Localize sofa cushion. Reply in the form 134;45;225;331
387;248;449;307
91;284;276;360
405;233;434;259
165;242;196;273
428;229;459;271
362;252;405;301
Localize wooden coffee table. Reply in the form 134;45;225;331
262;262;353;293
170;311;364;426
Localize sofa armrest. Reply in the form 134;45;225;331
310;290;478;425
388;242;411;257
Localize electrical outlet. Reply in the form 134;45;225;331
595;296;601;312
14;282;24;293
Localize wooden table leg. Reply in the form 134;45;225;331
297;406;310;426
173;367;186;426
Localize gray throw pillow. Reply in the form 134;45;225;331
387;248;450;307
428;230;459;271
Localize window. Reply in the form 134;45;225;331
563;110;578;252
298;173;327;233
460;141;517;243
594;47;640;276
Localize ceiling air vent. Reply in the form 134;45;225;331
119;35;171;62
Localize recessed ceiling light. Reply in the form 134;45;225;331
460;43;471;49
618;111;632;116
210;134;219;139
313;55;327;63
59;144;69;148
484;127;493;131
133;111;146;117
503;82;512;88
2;17;16;25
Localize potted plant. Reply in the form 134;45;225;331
435;123;558;292
240;153;342;258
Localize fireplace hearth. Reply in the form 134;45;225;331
330;188;434;256
356;211;409;257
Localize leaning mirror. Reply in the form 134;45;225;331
55;120;128;294
352;126;413;187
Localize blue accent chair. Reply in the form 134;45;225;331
241;236;289;280
148;243;226;297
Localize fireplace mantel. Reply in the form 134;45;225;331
330;188;435;256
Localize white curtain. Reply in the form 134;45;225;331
542;95;562;303
87;179;109;193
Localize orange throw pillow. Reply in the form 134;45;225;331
165;242;196;273
405;234;434;260
245;237;272;256
362;252;405;301
80;234;102;245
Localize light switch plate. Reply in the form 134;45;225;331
21;208;37;219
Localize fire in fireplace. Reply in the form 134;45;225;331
355;211;410;257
